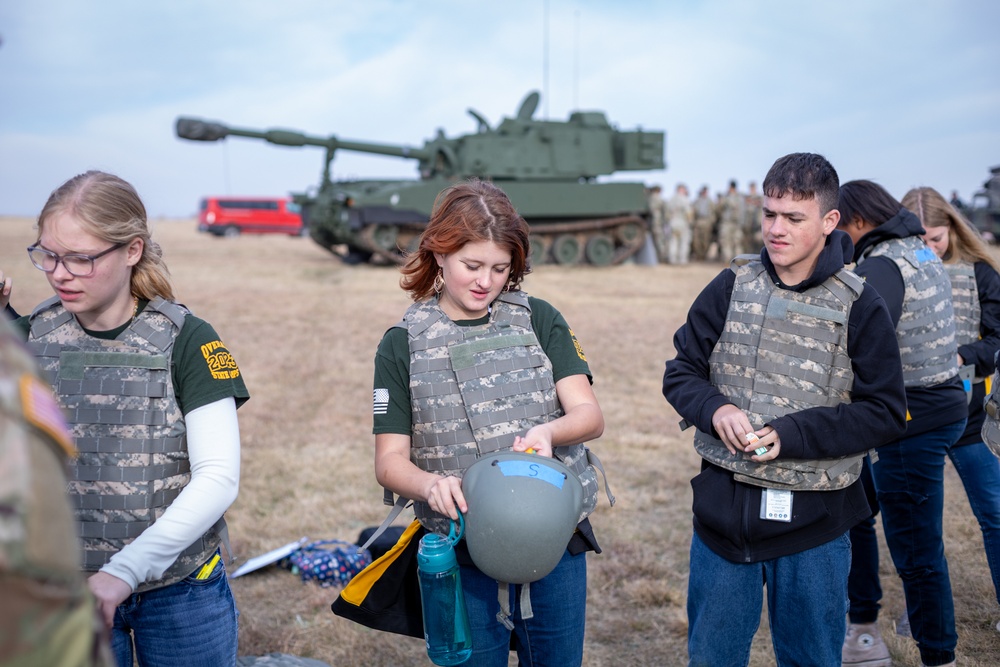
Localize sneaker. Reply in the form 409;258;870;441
896;611;911;638
842;622;892;667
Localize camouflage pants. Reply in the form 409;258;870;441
651;222;670;263
668;223;692;265
718;222;744;263
691;219;715;261
744;222;762;254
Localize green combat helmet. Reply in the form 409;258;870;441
462;451;583;584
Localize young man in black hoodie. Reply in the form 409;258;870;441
663;153;907;667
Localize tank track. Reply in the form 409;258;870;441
342;215;648;267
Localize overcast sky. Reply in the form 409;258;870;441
1;0;998;218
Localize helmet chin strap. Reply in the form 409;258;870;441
495;581;535;629
497;582;514;629
520;581;534;619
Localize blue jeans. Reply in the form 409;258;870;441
870;419;966;667
948;441;1000;606
460;548;587;667
848;461;882;623
111;552;238;667
687;531;850;667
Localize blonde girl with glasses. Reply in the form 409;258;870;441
2;170;249;667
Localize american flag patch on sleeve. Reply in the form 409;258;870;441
20;374;75;457
373;388;389;415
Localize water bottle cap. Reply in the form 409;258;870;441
417;514;464;573
417;533;457;573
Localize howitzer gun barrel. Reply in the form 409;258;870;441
174;117;431;161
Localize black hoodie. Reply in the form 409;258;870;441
850;209;969;437
663;230;907;562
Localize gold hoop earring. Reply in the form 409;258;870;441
505;278;515;292
433;270;445;294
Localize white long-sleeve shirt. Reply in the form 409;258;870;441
100;397;241;590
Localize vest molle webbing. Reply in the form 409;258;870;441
946;261;983;384
28;296;224;592
862;235;959;387
693;257;866;490
399;291;599;535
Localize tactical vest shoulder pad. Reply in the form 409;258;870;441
28;295;61;320
729;254;760;271
147;297;189;330
495;290;531;310
27;296;70;339
835;267;865;299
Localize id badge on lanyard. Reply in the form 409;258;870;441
760;488;793;522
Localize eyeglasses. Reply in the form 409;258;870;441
26;242;127;277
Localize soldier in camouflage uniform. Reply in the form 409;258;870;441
716;179;746;262
690;185;717;262
663;154;907;667
0;316;113;666
372;179;608;665
666;183;694;265
838;180;968;667
743;180;764;254
646;185;670;263
5;171;249;667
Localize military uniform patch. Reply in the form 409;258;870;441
373;388;389;415
19;374;74;457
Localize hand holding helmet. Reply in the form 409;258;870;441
461;451;584;584
423;474;467;521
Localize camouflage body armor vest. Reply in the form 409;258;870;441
861;235;958;387
398;291;598;535
27;296;224;592
692;257;866;490
946;261;982;381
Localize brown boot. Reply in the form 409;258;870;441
842;622;891;667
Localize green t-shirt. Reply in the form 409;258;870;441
372;295;591;435
14;300;249;415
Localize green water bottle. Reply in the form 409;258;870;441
417;514;472;666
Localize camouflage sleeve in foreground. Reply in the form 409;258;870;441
983;357;1000;460
0;318;113;666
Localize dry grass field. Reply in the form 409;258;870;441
3;216;1000;666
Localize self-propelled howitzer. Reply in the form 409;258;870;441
175;91;666;265
956;165;1000;242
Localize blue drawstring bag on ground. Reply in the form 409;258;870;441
284;540;372;588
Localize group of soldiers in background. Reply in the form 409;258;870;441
647;180;764;265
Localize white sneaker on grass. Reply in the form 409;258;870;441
842;622;891;667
